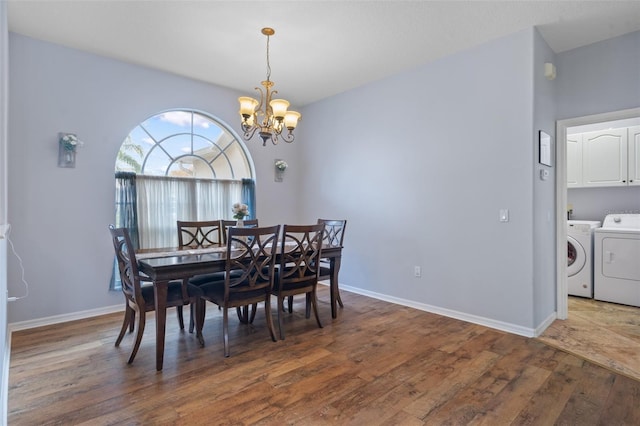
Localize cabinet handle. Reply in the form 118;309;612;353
623;180;626;183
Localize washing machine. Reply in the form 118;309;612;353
594;214;640;307
568;220;601;298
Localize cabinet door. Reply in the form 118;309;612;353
582;128;627;187
566;133;583;187
629;126;640;186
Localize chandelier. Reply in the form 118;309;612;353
238;28;301;146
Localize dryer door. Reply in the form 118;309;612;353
568;236;586;277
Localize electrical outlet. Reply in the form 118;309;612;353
414;266;421;278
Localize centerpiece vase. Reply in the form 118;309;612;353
236;219;244;228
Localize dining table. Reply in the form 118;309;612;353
136;243;343;371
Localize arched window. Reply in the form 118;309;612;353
116;109;252;179
114;109;255;250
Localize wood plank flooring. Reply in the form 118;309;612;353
538;296;640;382
9;287;640;425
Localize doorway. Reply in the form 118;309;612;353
555;106;640;319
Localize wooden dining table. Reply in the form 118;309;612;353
137;244;343;370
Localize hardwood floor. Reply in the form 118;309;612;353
9;287;640;425
538;296;640;382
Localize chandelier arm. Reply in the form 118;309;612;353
280;131;295;143
242;125;259;141
254;87;265;117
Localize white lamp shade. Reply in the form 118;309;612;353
284;111;301;129
269;99;290;119
238;97;259;116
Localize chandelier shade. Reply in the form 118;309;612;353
238;28;301;146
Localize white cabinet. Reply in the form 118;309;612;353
567;127;639;187
629;126;640;186
567;133;583;187
582;128;627;187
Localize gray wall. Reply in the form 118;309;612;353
532;30;558;326
568;187;640;221
7;33;302;323
557;30;640;120
558;31;640;223
299;28;541;330
1;1;8;421
8;28;638;335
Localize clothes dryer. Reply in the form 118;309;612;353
594;214;640;307
567;220;601;298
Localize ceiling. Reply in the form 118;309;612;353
7;1;640;107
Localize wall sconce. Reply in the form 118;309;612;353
58;132;82;168
274;159;288;182
544;62;556;80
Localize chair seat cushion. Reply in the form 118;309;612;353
140;281;190;309
188;272;226;286
273;268;317;292
188;270;243;286
192;279;269;305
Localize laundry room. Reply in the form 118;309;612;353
566;116;640;307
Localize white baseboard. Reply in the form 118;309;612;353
325;282;545;338
9;304;123;332
534;311;558;337
11;284;555;338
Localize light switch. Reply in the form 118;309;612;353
499;209;509;222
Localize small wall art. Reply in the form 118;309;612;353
539;130;552;167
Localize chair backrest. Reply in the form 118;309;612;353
177;220;222;247
221;219;259;243
224;225;280;300
317;219;347;248
278;224;325;289
109;224;143;303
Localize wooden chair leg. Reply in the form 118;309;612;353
195;299;205;347
223;306;230;357
305;293;311;318
128;309;145;364
176;306;185;330
189;304;195;333
249;303;258;324
337;288;344;308
129;310;135;333
287;295;293;313
277;296;285;340
115;305;133;347
236;306;248;324
311;289;323;329
265;296;277;342
189;302;206;333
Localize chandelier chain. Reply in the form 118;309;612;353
265;34;271;82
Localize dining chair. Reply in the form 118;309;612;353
109;225;194;364
317;218;347;307
176;220;224;332
273;223;324;340
177;220;222;247
190;219;261;324
221;219;259;244
190;225;280;357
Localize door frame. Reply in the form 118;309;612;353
555;106;640;319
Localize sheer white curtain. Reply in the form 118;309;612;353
137;176;241;248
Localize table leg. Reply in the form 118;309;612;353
330;256;342;319
154;280;169;371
